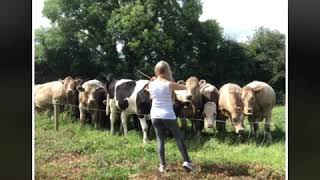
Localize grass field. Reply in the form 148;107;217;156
35;106;285;179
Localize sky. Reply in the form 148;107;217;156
33;0;287;42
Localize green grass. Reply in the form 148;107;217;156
35;106;285;179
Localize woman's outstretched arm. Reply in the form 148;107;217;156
170;81;186;90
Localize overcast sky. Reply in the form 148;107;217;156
33;0;287;42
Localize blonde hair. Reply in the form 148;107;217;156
154;60;173;81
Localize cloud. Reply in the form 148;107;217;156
33;0;51;29
200;0;287;41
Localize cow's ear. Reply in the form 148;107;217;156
97;86;105;91
199;79;206;87
219;108;227;115
103;100;107;105
177;80;185;85
77;86;85;92
59;79;65;84
144;85;150;92
74;79;82;85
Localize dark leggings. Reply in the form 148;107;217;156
151;118;190;166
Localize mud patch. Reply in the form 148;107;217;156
131;162;284;180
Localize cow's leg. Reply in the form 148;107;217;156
147;120;155;139
47;107;54;120
79;106;87;126
92;110;99;129
138;115;149;144
121;112;129;136
46;104;54;120
110;111;118;135
180;117;188;131
265;111;272;143
216;114;226;134
53;101;60;128
248;115;259;139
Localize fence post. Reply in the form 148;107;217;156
54;102;59;130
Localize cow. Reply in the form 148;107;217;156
35;76;81;118
218;83;245;135
174;82;218;131
102;75;141;134
136;79;217;139
241;81;276;142
199;80;219;129
177;76;204;135
77;79;106;129
103;79;150;143
68;77;89;119
173;89;195;120
155;77;219;133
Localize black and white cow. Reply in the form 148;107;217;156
103;79;150;143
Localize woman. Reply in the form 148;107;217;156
148;60;192;173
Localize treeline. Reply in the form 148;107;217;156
35;0;285;104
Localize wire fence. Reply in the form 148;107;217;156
37;101;274;145
47;101;273;125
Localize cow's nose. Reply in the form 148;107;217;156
88;99;95;104
68;91;74;96
247;108;253;114
207;123;213;128
186;94;192;100
237;129;245;135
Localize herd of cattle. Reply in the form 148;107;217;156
35;75;276;143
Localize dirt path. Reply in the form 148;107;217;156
131;162;285;180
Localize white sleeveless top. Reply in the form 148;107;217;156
149;80;176;120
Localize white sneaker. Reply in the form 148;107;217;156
159;164;166;173
182;161;192;172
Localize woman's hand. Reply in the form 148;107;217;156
150;76;156;81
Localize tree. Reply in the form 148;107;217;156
35;1;285;104
245;27;286;103
37;0;121;81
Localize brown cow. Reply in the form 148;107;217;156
241;81;276;142
218;83;245;135
175;78;220;131
77;79;106;129
185;77;203;132
35;76;80;117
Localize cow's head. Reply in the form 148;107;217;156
241;86;263;115
230;106;245;134
220;90;245;134
185;76;202;103
60;76;83;104
203;102;217;129
179;101;195;118
102;74;118;115
104;74;117;98
77;83;105;107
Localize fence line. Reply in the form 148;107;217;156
49;102;272;125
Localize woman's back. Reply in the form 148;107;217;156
149;79;176;119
